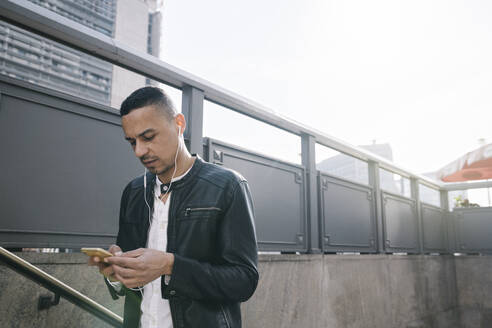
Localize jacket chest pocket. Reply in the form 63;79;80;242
181;207;223;220
175;206;223;258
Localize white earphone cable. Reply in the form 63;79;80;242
121;125;182;293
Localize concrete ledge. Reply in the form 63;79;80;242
454;256;492;328
243;254;462;328
1;252;492;327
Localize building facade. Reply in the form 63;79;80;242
0;0;162;107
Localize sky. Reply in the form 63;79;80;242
159;0;492;176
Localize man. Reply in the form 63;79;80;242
88;87;259;328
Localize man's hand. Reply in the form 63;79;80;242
87;245;122;281
104;248;174;288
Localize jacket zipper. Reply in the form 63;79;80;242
220;305;231;328
184;207;222;216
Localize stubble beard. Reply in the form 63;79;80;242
155;162;176;178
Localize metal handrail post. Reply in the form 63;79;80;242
301;133;321;253
441;189;457;254
440;189;452;254
440;190;449;212
182;86;204;157
368;161;384;253
411;178;424;253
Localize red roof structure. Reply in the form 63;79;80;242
436;143;492;182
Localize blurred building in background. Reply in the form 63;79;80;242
317;142;401;190
0;0;162;107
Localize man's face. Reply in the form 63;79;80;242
121;105;179;176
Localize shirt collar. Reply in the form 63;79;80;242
150;155;202;194
155;161;193;194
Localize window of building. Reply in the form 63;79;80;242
420;184;441;207
316;144;369;185
379;168;411;198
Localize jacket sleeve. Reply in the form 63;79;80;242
162;180;259;303
104;182;132;300
104;277;125;299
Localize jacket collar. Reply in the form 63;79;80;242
145;154;204;193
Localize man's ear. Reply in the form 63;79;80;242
174;113;186;136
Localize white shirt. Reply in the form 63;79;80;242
140;167;191;328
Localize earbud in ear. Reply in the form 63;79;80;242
178;125;182;136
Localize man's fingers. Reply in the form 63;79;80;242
100;264;115;277
105;255;139;268
108;245;123;256
113;273;140;289
97;263;107;271
113;265;138;279
119;248;145;258
88;256;101;266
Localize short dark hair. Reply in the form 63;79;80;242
120;86;177;120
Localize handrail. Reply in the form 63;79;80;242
0;0;441;189
0;247;123;327
441;180;492;191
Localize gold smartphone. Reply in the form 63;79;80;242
81;247;113;258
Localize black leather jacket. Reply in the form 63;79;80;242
107;156;259;328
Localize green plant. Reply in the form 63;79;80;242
454;195;480;208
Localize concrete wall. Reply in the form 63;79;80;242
454;256;492;328
243;254;460;328
1;253;491;327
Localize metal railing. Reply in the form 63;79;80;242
0;247;123;327
0;0;441;186
1;0;492;254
